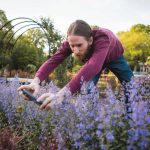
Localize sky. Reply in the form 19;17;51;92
1;0;150;36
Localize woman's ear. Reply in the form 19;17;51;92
88;37;93;45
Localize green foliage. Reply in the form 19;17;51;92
118;24;150;70
0;11;63;78
11;37;45;70
53;55;84;87
0;106;8;128
54;56;72;87
146;57;150;65
39;17;63;56
70;56;83;76
72;64;82;73
130;24;150;34
0;10;11;28
0;10;14;69
0;9;14;41
25;64;37;73
25;29;47;50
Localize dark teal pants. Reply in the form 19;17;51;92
89;55;133;113
91;55;133;85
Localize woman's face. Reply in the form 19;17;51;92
67;35;93;61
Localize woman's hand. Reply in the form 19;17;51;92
37;86;72;111
37;93;56;110
17;77;40;100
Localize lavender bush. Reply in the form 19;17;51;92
0;76;150;150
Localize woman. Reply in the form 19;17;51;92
17;20;133;110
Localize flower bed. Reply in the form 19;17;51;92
0;76;150;150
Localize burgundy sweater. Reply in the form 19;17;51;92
35;28;124;94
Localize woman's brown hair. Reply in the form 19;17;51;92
67;20;92;40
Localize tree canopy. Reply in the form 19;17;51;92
117;24;150;70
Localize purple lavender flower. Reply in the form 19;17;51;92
0;75;150;149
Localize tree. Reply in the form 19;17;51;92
39;17;63;56
11;36;45;70
0;10;14;75
25;29;47;50
130;24;150;34
0;10;14;50
117;24;150;71
0;10;12;31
